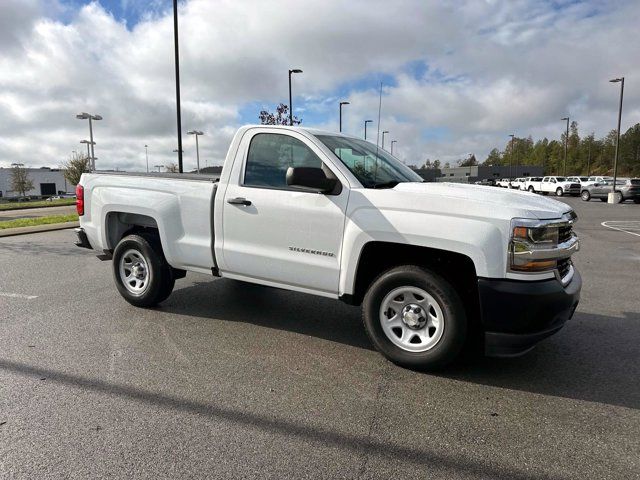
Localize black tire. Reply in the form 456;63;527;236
634;199;640;204
556;187;563;196
581;190;591;201
362;265;467;371
528;186;534;193
600;197;607;202
112;234;175;307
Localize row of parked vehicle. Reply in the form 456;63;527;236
482;176;640;203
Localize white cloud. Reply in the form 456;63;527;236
0;0;638;171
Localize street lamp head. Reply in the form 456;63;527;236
383;130;389;134
340;101;350;106
365;120;373;123
187;130;204;135
290;69;303;74
609;78;623;83
561;117;569;121
76;112;90;119
93;114;103;121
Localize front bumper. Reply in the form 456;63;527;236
479;268;581;357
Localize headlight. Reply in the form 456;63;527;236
509;217;578;273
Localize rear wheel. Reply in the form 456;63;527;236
581;190;591;201
112;234;175;307
362;265;467;371
556;187;563;196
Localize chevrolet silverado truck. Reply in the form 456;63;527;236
75;125;581;370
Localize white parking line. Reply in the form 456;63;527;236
0;292;38;299
602;221;640;237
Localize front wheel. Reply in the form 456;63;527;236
581;190;591;201
112;234;175;307
528;186;535;193
362;266;467;371
556;187;563;196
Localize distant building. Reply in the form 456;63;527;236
413;165;543;183
0;167;74;198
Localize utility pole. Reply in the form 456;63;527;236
145;144;149;173
390;140;397;155
173;0;183;173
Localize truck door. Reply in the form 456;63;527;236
220;130;349;295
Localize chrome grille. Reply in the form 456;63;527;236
558;224;573;244
558;258;571;279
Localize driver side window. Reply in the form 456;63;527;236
244;133;323;189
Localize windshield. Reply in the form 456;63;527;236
555;177;567;181
315;135;423;188
631;179;640;185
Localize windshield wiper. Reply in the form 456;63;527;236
371;180;400;189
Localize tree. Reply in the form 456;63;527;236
459;154;478;167
61;152;90;186
259;103;301;125
423;159;432;168
444;162;451;169
11;165;34;196
166;163;179;173
432;159;441;169
483;148;501;166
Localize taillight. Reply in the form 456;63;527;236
76;184;84;216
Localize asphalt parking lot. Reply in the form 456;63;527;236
0;196;638;479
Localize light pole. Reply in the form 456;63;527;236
587;136;592;176
364;120;373;140
339;102;350;132
145;144;149;173
509;134;515;179
288;69;303;126
172;0;183;173
187;130;204;173
76;112;101;171
610;77;624;194
154;165;163;173
561;117;569;176
390;140;397;155
80;139;94;161
382;131;389;150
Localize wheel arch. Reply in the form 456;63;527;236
342;241;480;328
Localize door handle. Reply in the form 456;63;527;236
227;197;252;206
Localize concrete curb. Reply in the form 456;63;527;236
0;202;76;212
0;221;79;238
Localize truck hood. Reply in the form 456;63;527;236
384;182;571;220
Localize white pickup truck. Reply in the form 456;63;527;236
75;125;581;370
539;176;581;196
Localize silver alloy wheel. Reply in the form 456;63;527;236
556;187;563;196
379;286;445;353
119;248;151;296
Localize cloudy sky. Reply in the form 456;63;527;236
0;0;638;172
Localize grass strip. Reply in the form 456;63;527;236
0;199;76;211
0;214;79;230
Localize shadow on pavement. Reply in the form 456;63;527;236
0;357;554;480
166;279;640;410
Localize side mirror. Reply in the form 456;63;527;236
286;167;337;193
